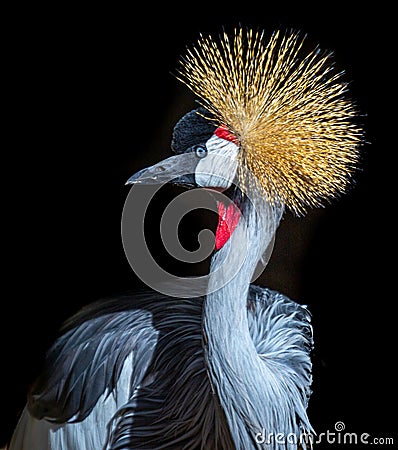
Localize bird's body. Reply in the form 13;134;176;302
11;176;314;449
10;286;312;449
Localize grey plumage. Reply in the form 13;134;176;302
28;299;158;424
11;287;312;449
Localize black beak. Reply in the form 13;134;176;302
126;153;197;188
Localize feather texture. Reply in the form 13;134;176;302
177;28;364;214
28;294;159;423
9;286;312;449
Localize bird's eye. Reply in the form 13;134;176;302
194;145;208;159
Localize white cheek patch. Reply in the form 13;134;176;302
195;135;239;189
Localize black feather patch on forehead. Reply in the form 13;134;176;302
171;108;216;154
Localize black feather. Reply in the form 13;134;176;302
171;108;216;154
28;291;160;423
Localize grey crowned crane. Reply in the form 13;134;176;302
9;29;363;449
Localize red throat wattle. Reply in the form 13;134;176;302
215;201;241;250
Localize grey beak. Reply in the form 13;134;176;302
126;153;197;187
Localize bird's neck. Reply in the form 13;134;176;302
205;199;263;336
204;196;279;338
203;197;282;446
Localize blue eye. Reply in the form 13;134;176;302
195;145;208;158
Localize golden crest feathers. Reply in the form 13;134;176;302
177;28;364;214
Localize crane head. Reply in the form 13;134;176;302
126;108;240;192
128;27;364;218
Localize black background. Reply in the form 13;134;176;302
2;2;395;448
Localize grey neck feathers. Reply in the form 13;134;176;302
205;197;281;338
203;197;309;448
